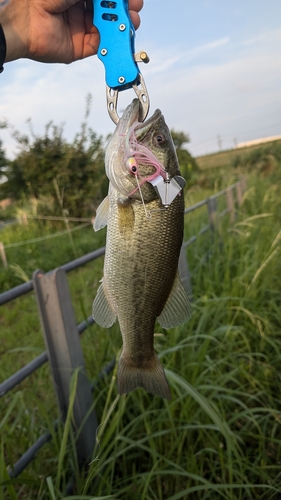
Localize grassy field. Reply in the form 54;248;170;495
196;139;281;170
1;163;281;499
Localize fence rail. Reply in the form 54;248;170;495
0;246;105;306
0;179;246;483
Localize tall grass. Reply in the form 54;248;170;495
1;173;281;498
0;219;106;291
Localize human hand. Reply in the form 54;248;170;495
0;0;143;64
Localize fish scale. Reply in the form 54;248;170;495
105;196;183;320
93;99;191;399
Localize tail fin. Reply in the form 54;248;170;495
118;353;171;400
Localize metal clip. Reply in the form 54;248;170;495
150;175;186;207
106;73;150;124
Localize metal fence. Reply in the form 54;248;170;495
0;179;246;481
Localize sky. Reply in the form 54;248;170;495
0;0;281;159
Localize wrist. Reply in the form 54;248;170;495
0;24;6;72
0;3;29;63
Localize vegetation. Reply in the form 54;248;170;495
0;97;108;218
0;105;198;221
0;220;106;291
196;138;281;171
232;140;281;177
1;136;281;498
171;130;199;187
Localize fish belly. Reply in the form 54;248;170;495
103;187;184;399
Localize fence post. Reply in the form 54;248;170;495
178;245;193;298
226;188;235;223
0;242;7;268
33;268;98;464
241;177;247;194
236;182;243;206
207;197;218;231
21;213;28;225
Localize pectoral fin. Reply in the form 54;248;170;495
93;196;109;231
92;280;116;328
158;272;192;329
117;198;135;237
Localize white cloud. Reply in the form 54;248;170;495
241;34;267;47
0;58;115;158
140;29;281;155
144;37;230;75
0;20;280;160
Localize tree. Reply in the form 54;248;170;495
0;97;108;217
0;114;200;213
171;130;190;149
171;129;199;184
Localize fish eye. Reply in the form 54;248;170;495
154;133;166;145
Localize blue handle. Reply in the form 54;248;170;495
93;0;139;90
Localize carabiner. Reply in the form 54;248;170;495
106;73;149;124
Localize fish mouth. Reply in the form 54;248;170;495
117;99;141;135
134;103;163;142
135;108;162;130
119;99;163;134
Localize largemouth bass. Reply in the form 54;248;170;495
92;99;191;399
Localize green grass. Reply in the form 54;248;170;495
0;219;106;291
196;139;281;170
1;172;281;498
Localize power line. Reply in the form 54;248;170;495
3;222;91;249
25;215;93;222
191;121;281;149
